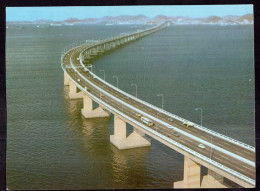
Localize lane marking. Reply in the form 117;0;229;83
235;166;245;172
235;151;245;156
186;139;193;143
222;155;229;160
243;165;253;170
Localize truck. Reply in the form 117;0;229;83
141;117;154;127
183;120;194;127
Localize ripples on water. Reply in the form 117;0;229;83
6;24;254;189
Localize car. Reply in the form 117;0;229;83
173;132;180;137
168;117;173;121
136;113;141;117
77;79;80;82
100;93;104;97
77;57;80;60
198;144;205;149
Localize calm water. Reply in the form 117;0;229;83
6;24;254;189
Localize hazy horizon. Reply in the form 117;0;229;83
6;5;253;22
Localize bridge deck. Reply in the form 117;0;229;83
61;24;255;187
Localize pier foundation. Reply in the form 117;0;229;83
110;115;151;150
81;93;110;118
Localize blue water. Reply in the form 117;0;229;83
6;24;254;189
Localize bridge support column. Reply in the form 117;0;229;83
174;156;201;188
81;93;110;118
110;116;151;150
64;73;70;86
69;80;83;99
201;170;227;188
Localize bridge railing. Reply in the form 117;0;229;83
62;59;255;186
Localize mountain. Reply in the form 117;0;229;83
7;14;253;25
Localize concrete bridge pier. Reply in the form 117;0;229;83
174;156;201;188
81;93;110;118
105;43;110;51
68;80;83;99
174;156;228;189
97;45;104;53
110;115;151;150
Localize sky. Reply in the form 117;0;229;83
6;5;253;21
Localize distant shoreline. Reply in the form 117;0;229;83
6;14;253;25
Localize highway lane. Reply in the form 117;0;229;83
64;65;255;180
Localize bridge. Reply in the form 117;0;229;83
61;22;255;188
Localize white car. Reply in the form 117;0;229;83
198;144;205;149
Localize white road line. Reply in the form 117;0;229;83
235;166;245;172
222;155;229;160
235;151;245;156
243;150;253;154
179;139;186;144
185;129;192;133
222;141;230;145
186;139;193;143
243;165;253;170
216;142;224;147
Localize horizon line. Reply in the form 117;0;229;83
6;13;253;22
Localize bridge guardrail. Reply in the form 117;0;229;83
72;59;254;167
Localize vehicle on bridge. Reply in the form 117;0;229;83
141;117;154;127
183;120;194;127
198;143;205;149
136;113;141;117
173;132;180;137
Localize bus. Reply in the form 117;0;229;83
141;117;154;127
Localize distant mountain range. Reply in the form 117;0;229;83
7;14;253;25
